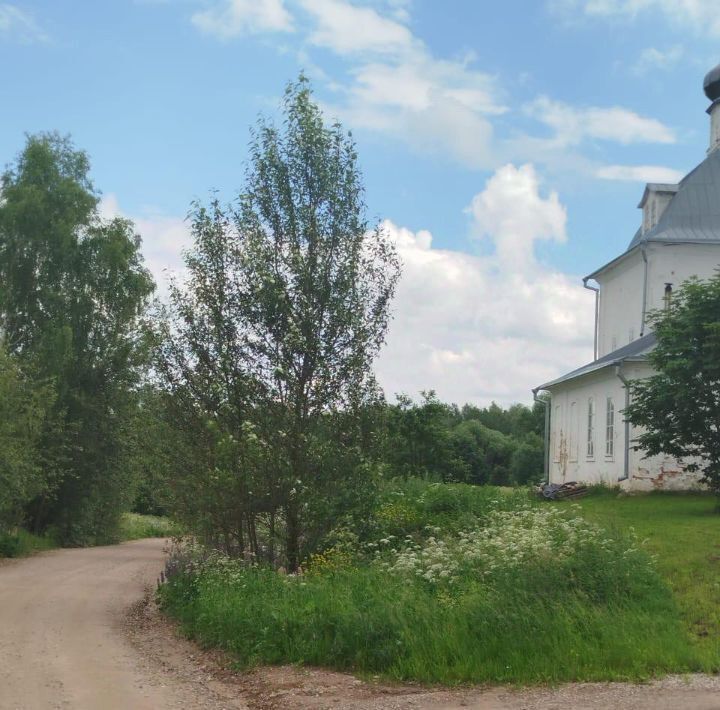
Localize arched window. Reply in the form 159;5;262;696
586;398;595;459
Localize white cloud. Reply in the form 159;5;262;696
595;164;684;182
192;0;293;39
467;164;566;271
376;164;594;406
325;54;506;169
0;4;47;42
552;0;720;36
185;0;675;176
99;195;191;297
299;0;415;56
528;96;676;146
632;45;683;76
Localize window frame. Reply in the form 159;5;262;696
605;397;615;459
586;397;595;460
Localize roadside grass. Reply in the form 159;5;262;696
0;528;57;558
159;481;713;684
576;491;720;667
119;512;178;541
0;513;178;558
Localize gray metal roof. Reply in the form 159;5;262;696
534;332;657;392
627;149;720;250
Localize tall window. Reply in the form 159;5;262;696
586;398;595;458
605;397;615;457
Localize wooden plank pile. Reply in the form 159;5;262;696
537;481;589;501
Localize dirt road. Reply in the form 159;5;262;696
0;538;249;710
1;539;718;710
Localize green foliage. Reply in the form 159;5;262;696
0;528;57;558
385;393;544;485
156;76;399;570
510;433;545;485
625;274;720;495
119;513;179;540
0;132;155;544
0;347;53;532
159;485;708;683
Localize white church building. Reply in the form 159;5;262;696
533;64;720;491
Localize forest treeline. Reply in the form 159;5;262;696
0;78;544;564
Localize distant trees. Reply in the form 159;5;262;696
384;392;544;486
156;77;400;570
625;275;720;497
0;133;155;543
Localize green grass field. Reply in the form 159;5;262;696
576;491;720;665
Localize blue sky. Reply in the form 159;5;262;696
1;0;718;404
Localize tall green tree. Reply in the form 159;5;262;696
625;275;720;497
0;346;54;532
0;133;155;543
158;77;400;569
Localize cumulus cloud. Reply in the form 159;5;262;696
299;0;415;56
376;164;594;406
467;164;566;271
527;96;676;146
0;4;47;43
595;164;684;183
192;0;293;39
325;53;506;169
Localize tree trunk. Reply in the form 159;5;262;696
286;503;300;573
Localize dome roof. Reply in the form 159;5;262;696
704;63;720;102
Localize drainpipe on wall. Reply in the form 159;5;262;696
532;388;550;484
639;245;649;336
614;363;630;482
582;277;599;361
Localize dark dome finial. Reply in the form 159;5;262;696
704;64;720;102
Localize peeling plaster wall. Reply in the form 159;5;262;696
547;369;627;486
623;361;705;492
547;361;705;491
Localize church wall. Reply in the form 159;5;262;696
547;369;627;486
595;242;720;360
596;252;645;358
644;242;720;314
546;362;705;490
